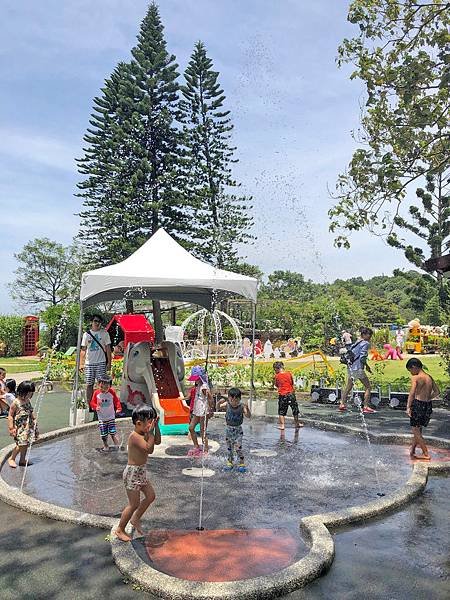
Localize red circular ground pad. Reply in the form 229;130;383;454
144;528;300;582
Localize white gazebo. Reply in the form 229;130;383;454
71;229;258;423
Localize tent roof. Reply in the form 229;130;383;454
80;229;258;309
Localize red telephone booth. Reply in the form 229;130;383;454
106;314;155;357
23;316;39;356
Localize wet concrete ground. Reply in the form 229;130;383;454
2;419;415;535
0;476;447;599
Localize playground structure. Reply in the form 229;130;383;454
405;319;448;354
106;313;155;357
180;308;242;360
121;340;188;433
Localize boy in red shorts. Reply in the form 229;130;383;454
273;362;303;430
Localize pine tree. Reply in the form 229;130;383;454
180;41;253;268
77;3;188;267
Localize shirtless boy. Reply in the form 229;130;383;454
115;405;161;541
406;358;439;460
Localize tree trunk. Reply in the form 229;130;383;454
125;299;134;313
152;300;164;344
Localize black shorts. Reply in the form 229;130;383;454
278;393;299;417
410;399;432;428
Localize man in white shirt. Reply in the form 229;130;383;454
80;315;112;406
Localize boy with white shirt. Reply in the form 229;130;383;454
90;375;122;451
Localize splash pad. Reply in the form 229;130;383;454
1;414;449;598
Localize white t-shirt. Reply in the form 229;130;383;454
5;392;15;407
95;390;117;421
81;329;111;365
192;383;209;417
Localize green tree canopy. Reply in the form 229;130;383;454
330;0;450;306
10;238;77;308
180;41;253;267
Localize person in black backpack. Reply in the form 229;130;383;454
339;327;376;414
80;315;112;408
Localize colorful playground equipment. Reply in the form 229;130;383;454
120;341;189;434
405;319;448;354
383;343;403;360
106;313;155;357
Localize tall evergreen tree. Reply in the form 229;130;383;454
180;41;253;268
77;3;187;267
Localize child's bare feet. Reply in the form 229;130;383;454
416;454;431;460
410;452;417;459
115;528;132;542
8;458;16;468
276;426;285;430
130;518;144;536
295;422;304;429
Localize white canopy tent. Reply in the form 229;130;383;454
80;228;257;308
70;229;258;424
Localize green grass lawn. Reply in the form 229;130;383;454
284;354;448;390
0;357;42;374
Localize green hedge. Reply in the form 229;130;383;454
0;316;24;357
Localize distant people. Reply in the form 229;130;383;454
341;330;353;349
0;367;8;416
339;327;376;414
406;358;439;460
90;375;122;452
115;405;161;541
187;366;214;457
273;361;303;430
217;387;251;472
7;381;38;468
396;327;405;351
263;339;273;359
80;315;112;408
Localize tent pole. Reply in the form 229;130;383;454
249;302;256;410
70;305;84;427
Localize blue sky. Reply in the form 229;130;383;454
0;0;412;313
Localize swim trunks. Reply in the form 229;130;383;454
123;465;148;491
98;418;116;438
278;392;299;417
226;424;243;445
410;399;432;428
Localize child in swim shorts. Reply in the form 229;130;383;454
115;405;161;542
217;387;251;472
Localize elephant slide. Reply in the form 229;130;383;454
121;342;189;432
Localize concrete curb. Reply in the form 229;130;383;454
110;518;334;600
0;419;126;530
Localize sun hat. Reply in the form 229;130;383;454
188;365;208;383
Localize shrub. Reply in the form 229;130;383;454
0;315;24;357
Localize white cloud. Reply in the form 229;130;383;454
0;128;78;172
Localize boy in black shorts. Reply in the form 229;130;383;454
406;358;439;460
273;362;303;430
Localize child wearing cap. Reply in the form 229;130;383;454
90;375;122;451
187;366;214;457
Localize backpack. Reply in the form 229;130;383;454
340;340;362;366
